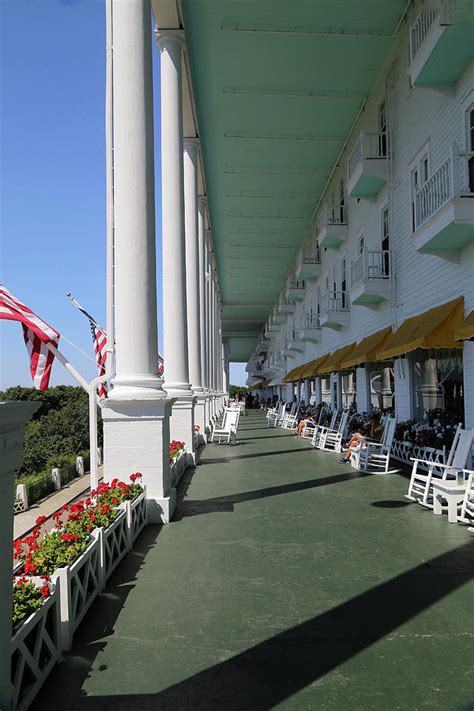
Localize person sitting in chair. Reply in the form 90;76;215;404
339;413;384;464
294;404;322;437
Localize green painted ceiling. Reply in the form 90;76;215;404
181;0;408;361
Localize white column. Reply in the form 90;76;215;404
0;402;41;710
285;382;294;403
103;0;174;524
394;357;414;421
210;271;217;416
198;200;210;427
463;342;474;430
157;30;195;459
356;367;371;413
303;379;311;405
183;139;206;442
314;376;322;404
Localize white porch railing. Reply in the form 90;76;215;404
392;440;447;473
409;1;453;62
321;290;350;314
415;154;452;230
301;245;321;264
348;131;388;179
351;249;391;287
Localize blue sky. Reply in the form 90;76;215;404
0;0;246;389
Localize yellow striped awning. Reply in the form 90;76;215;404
318;343;356;375
301;353;332;377
339;327;393;370
455;311;474;341
374;297;464;361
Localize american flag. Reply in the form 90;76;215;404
74;303;108;398
0;285;60;390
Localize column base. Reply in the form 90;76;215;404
101;397;176;524
193;390;207;444
167;389;196;462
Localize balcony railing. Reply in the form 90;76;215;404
301;246;321;264
305;312;321;329
351;250;391;287
348;131;388;179
409;1;453;62
318;204;347;233
321;290;350;314
414;155;452;230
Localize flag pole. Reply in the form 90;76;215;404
46;342;89;392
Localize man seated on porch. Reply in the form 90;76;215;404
294;403;322;437
339;413;384;464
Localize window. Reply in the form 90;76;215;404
378;99;388;157
339;178;345;223
341;257;347;308
358;234;365;255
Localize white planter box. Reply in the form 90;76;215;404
170;450;186;485
11;580;61;711
10;490;148;708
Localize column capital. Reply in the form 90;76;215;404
155;28;185;52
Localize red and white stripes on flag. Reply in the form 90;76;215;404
90;322;108;398
0;285;60;390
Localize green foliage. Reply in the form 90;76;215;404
12;579;50;627
20;471;55;504
229;384;248;398
1;385;102;477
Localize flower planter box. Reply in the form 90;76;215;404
170;450;186;485
11;581;61;711
11;490;148;708
391;440;446;472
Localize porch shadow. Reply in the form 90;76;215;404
174;470;374;520
68;541;474;710
198;446;315;465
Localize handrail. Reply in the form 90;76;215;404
348;131;388;179
409;7;439;60
351;249;391;287
321;290;350;313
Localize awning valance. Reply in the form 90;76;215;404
340;327;392;370
319;343;356;375
302;353;332;377
455;311;474;341
374;297;464;361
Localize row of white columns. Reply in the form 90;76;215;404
102;2;226;524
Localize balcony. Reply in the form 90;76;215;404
409;1;474;89
347;130;388;199
319;291;350;330
301;312;321;344
413;148;474;260
286;280;306;302
278;299;295;315
317;204;348;250
296;247;322;281
350;249;392;308
288;330;305;353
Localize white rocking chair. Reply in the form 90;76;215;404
302;404;328;439
317;410;350;453
312;409;339;449
458;469;474;525
351;416;397;474
267;402;285;428
281;403;300;431
210;408;240;444
406;426;474;508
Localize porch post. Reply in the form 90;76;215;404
303;379;311;405
0;401;41;710
394;356;415;421
314;376;322;405
156;29;195;460
356;367;371;413
198;199;210;429
103;0;174;524
183;139;206;442
463;342;474;430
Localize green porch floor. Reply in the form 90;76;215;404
35;412;474;710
